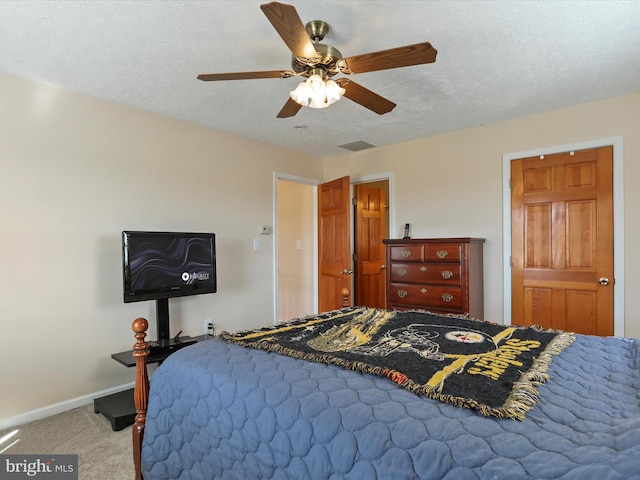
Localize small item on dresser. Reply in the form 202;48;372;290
403;223;411;239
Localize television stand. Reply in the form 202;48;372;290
94;334;210;431
93;389;136;431
148;336;197;356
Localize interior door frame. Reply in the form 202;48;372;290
273;171;395;324
273;171;320;324
502;136;625;336
351;171;396;234
351;172;396;303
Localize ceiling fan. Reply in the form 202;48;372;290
197;1;438;118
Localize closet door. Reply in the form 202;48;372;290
511;146;614;335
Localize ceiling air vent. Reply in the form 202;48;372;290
338;140;376;152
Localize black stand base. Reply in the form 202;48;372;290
93;389;136;431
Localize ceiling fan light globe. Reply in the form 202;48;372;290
290;76;346;109
309;97;329;109
289;81;313;106
324;79;346;103
307;74;325;91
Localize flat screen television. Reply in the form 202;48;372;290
122;231;216;341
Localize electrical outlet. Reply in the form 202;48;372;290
203;319;214;336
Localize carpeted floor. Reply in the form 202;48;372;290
0;405;133;479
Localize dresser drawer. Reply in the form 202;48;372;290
390;263;462;285
424;243;462;263
384;238;484;319
388;283;463;310
389;244;423;262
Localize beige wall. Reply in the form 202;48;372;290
323;92;640;338
2;68;638;424
0;72;322;421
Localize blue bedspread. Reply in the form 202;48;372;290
142;333;640;479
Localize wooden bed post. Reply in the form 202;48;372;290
341;288;350;307
132;318;150;480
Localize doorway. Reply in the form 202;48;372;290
503;137;624;336
275;172;394;322
276;178;316;321
275;173;318;322
353;180;390;309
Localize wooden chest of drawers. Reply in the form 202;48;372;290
383;238;485;319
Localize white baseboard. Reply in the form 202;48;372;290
0;382;135;431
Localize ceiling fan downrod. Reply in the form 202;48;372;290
306;20;330;43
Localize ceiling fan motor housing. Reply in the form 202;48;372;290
291;43;343;77
291;21;343;78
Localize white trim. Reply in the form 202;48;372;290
273;172;321;323
502;136;624;336
273;172;320;186
0;382;135;431
312;186;318;315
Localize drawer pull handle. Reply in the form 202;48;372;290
441;270;454;279
436;250;448;259
397;290;408;298
441;293;454;302
397;268;407;277
420;288;428;294
420;266;428;272
400;250;412;258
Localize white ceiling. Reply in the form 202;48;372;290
1;1;639;159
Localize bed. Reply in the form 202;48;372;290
130;308;640;479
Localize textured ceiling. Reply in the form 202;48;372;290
1;1;639;159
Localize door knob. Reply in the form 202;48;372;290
340;269;353;275
598;277;610;286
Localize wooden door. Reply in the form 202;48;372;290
354;184;386;308
318;176;351;311
511;146;614;335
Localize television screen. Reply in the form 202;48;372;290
122;231;217;303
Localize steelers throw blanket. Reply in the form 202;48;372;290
219;308;575;419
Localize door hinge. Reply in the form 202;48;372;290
509;178;511;189
352;197;357;206
509;256;513;267
353;253;358;261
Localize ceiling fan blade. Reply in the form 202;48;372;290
336;79;396;115
260;2;318;58
342;42;437;74
197;70;293;81
276;97;303;118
